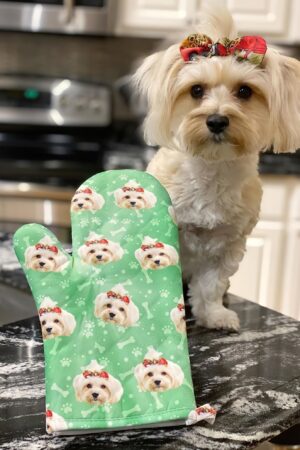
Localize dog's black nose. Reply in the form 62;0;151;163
39;262;45;267
206;114;229;134
130;201;136;206
154;380;161;386
96;255;102;260
109;312;116;318
92;392;99;399
154;260;160;265
78;203;83;207
46;327;52;333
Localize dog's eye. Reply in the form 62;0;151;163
101;384;106;389
147;372;153;377
85;197;90;200
41;320;46;325
36;254;41;259
89;249;95;254
103;248;108;252
159;252;165;256
48;257;54;261
119;307;125;312
87;383;92;388
191;84;204;99
106;303;112;308
161;371;167;375
147;254;153;259
137;196;142;199
125;195;130;199
237;85;252;99
73;198;77;202
54;319;59;323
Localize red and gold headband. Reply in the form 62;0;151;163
75;187;92;195
39;306;62;316
83;370;109;379
35;243;58;253
180;34;267;65
143;357;168;367
85;238;108;246
141;242;164;251
177;303;185;311
122;186;144;193
107;290;130;304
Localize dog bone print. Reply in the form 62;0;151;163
119;368;134;381
81;405;98;418
123;404;141;418
110;226;126;237
151;392;164;410
142;302;154;320
117;336;135;349
51;383;69;398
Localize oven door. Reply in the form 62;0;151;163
0;0;117;35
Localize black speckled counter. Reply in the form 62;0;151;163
0;292;299;450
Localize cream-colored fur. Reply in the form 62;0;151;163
134;5;300;330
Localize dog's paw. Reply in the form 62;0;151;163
197;307;240;331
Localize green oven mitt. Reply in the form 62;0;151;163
13;169;216;435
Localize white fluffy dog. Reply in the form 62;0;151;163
71;186;105;212
73;360;123;405
46;409;67;434
135;236;179;270
134;347;184;392
170;297;186;334
39;297;76;340
94;283;139;327
134;5;300;330
78;232;124;265
114;179;157;209
25;236;69;272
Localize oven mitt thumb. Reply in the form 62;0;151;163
13;169;216;435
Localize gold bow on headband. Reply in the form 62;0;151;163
180;34;267;65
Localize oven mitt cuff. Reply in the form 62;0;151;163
13;169;216;435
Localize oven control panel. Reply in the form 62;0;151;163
0;76;111;127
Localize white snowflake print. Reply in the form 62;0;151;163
108;218;118;225
62;403;72;414
162;325;172;335
160;289;169;298
122;218;131;225
132;347;142;357
60;358;72;367
129;261;139;269
79;218;89;228
82;320;95;337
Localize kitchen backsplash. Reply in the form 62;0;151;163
0;31;160;120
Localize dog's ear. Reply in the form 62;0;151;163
145;190;157;208
24;246;34;265
134;363;145;390
73;375;83;401
263;48;300;153
169;362;184;388
127;302;140;326
108;376;123;404
94;192;105;209
111;242;124;261
62;310;76;335
132;51;164;104
55;252;69;271
166;245;179;265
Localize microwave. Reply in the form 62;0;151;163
0;0;117;35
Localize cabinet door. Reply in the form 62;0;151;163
224;0;290;35
115;0;191;37
229;221;284;311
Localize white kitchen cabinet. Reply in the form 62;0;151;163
229;176;300;321
114;0;193;37
115;0;300;43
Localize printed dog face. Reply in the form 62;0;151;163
39;297;76;339
134;347;184;392
135;236;178;270
78;232;124;265
25;236;69;272
73;360;123;405
170;297;186;334
114;180;157;210
94;284;139;327
71;186;105;212
46;410;67;434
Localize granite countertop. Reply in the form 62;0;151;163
0;289;300;450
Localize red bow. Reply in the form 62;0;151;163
107;290;130;304
85;238;108;246
177;303;185;311
195;405;217;415
39;306;62;316
141;242;164;251
46;409;53;418
83;370;109;379
35;243;58;253
180;34;267;65
143;357;168;367
76;187;92;195
122;186;144;193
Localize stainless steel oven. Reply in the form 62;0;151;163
0;0;117;35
